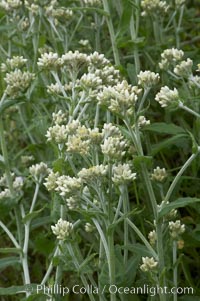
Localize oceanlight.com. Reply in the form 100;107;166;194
34;284;194;297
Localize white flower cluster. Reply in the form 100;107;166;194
45;5;73;20
81;0;102;6
54;175;82;197
44;171;60;191
66;196;79;210
93;66;121;86
148;230;157;245
37;52;63;69
79;39;90;47
61;51;88;68
4;70;34;97
46;124;68;144
141;0;169;16
78;165;108;183
98;80;140;116
88;52;109;67
137;71;160;88
21;155;34;165
24;1;39;14
112;163;136;185
52;110;67;125
29;162;50;181
169;220;185;239
47;83;64;95
151;166;167;182
1;56;27;72
0;173;23;200
159;48;184;70
155;86;180;108
51;218;73;240
85;222;94;233
175;0;186;6
140;257;158;272
138;116;150;128
66;124;91;155
88;128;102;144
174;58;193;78
79;73;102;90
101;136;127;159
0;188;11;200
0;0;22;11
102;123;121;139
13;176;24;191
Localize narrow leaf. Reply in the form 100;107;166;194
158;198;200;219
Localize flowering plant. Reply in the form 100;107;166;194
0;1;199;301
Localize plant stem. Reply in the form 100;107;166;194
173;240;178;301
130;15;140;75
163;151;199;205
108;232;116;301
92;218;109;261
102;0;120;65
0;221;20;249
0;116;23;245
117;212;158;259
137;88;150;113
20;205;31;296
0;117;14;195
67;243;96;301
30;181;40;213
179;102;200;119
121;185;129;265
156;221;166;301
41;246;59;285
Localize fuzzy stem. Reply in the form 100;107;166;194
137;88;150;113
179;102;200;119
102;0;120;65
163;151;199;205
67;243;96;301
173;240;178;301
0;221;20;249
41;246;59;285
30;181;40;213
118;212;158;259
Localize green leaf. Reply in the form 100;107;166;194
0;248;22;255
187;130;198;154
22;207;46;224
151;134;188;155
99;245;140;289
0;284;38;295
0;257;20;270
158;198;200;219
0;99;25;115
124;243;153;257
133;155;153;169
31;216;52;230
53;157;65;173
145;123;185;135
78;253;97;274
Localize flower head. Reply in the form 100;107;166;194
151;166;167;182
155;86;179;107
169;220;185;239
51;218;73;240
137;71;160;88
112;164;136;185
140;257;158;272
